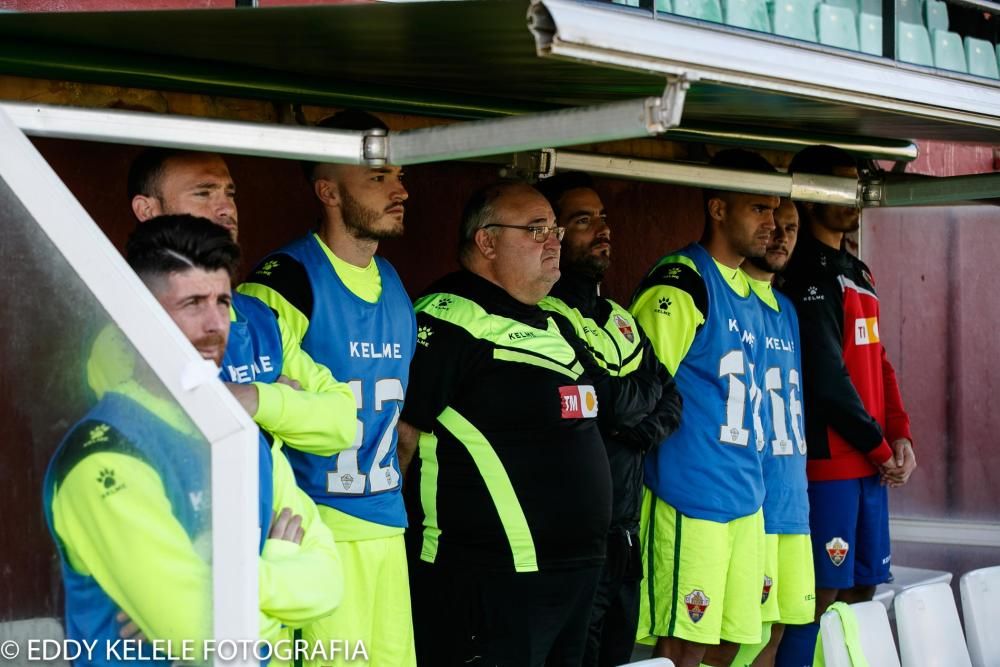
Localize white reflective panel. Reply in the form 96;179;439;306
0;173;217;658
0;109;257;666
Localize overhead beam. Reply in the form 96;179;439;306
665;123;919;162
866;172;1000;206
388;80;688;165
546;150;860;206
0;101;382;165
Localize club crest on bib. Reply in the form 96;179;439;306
761;575;773;604
613;314;635;343
684;590;710;623
826;537;850;566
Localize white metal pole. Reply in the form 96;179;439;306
0;101;378;165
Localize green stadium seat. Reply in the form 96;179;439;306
672;0;723;21
655;0;673;12
859;12;883;54
819;4;860;49
932;29;967;72
725;0;771;31
825;0;859;13
896;0;923;24
924;0;948;31
861;0;882;14
773;0;819;41
965;36;999;78
613;0;642;6
896;20;933;65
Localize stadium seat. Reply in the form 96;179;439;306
724;0;771;31
655;0;673;13
825;0;859;13
872;585;895;611
924;0;948;31
965;36;999;78
896;0;923;24
613;0;642;6
772;0;819;41
862;0;882;15
819;4;860;50
859;12;883;54
960;565;1000;667
875;565;953;614
896;21;933;66
672;0;723;21
820;601;900;667
895;582;973;667
933;29;968;72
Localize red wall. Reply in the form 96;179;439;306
864;206;1000;523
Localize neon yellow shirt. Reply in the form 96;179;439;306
240;235;402;542
51;381;342;648
630;252;751;375
85;313;355;459
746;272;780;312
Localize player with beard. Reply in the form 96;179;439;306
732;198;814;667
630;149;778;667
775;147;914;667
240;111;416;667
45;216;342;662
536;172;682;667
89;149;357;463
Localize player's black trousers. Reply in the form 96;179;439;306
583;526;642;667
411;559;602;667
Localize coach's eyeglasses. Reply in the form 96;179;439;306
482;224;566;243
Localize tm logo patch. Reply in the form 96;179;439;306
761;575;773;604
559;385;598;419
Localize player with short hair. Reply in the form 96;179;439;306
240;111;417;667
630;149;778;667
90;148;357;458
733;198;815;667
536;172;683;667
775;146;915;667
44;215;342;663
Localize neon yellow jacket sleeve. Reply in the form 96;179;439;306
259;438;343;631
630;284;705;376
248;303;356;458
53;452;214;652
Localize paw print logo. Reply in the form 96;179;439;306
257;259;280;276
417;325;434;347
84;424;110;447
666;267;682;280
656;297;672;315
808;286;818;296
97;468;116;489
435;297;454;309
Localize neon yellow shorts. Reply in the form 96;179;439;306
637;490;765;646
281;533;415;667
761;532;816;626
